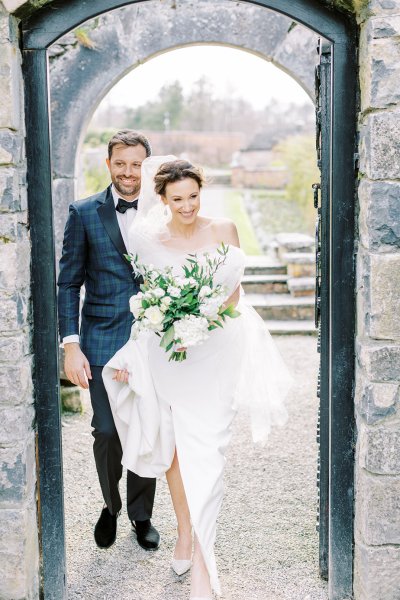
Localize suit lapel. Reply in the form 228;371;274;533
97;186;129;261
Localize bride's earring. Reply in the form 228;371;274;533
164;205;168;216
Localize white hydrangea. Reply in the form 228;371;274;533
174;315;209;347
199;297;222;321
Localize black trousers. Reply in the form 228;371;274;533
89;366;156;520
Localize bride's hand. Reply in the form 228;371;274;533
113;369;129;383
176;347;187;353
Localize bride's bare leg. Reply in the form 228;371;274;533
166;449;192;559
190;533;212;598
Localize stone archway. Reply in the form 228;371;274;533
49;0;319;256
16;1;358;598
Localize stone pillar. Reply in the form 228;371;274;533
0;4;39;599
355;2;400;598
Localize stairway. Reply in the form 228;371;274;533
243;255;316;335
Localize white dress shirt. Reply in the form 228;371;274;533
63;185;139;346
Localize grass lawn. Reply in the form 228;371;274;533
223;190;262;255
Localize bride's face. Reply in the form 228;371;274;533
162;178;200;226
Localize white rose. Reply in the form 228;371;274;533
129;295;144;319
183;277;197;287
144;305;165;329
199;285;212;299
174;276;186;288
153;287;165;298
168;285;181;298
161;295;172;307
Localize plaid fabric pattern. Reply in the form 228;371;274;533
57;187;141;366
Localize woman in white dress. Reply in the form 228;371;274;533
102;156;291;599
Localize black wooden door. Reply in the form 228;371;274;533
314;38;331;583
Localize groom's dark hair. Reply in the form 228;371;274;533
108;130;152;159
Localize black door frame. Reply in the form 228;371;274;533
19;1;357;599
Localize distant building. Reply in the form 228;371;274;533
231;134;289;189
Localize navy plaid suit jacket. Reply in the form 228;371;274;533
57;185;141;366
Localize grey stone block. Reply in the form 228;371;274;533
356;469;400;545
367;0;400;16
355;379;399;424
0;292;28;332
360;111;400;180
354;542;400;600
357;340;400;382
371;15;400;37
360;17;400;110
0;432;36;505
0;41;21;131
359;179;400;251
359;421;400;474
0;405;35;445
0;502;39;600
0;130;23;166
0;358;33;407
0;168;20;212
0;239;31;291
367;254;400;340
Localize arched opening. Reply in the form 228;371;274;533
20;2;357;598
59;43;322;597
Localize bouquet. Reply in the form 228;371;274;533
126;243;240;361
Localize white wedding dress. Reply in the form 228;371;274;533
102;156;291;596
103;244;291;596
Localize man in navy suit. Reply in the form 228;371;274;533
58;130;160;550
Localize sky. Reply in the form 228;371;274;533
103;45;312;111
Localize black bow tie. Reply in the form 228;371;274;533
116;197;138;214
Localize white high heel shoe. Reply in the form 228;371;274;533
171;558;192;576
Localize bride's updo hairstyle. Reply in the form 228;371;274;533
154;159;205;197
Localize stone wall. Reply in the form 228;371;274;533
0;0;400;599
0;2;39;599
354;1;400;598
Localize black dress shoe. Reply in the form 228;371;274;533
132;519;160;550
94;507;117;548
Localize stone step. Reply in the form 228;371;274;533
288;276;316;298
275;233;315;261
282;252;315;278
242;274;289;294
245;255;287;276
245;293;315;321
265;320;317;335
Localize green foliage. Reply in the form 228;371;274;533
223;191;262;256
275;135;319;230
125;81;185;130
85;129;115;147
84;166;110;195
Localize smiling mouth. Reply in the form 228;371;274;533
119;178;136;185
180;210;195;217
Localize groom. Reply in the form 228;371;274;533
58;130;160;551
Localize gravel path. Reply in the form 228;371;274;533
62;335;328;600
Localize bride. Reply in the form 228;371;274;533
102;156;291;599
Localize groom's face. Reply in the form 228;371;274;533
106;143;147;199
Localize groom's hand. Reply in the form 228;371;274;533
64;343;92;389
